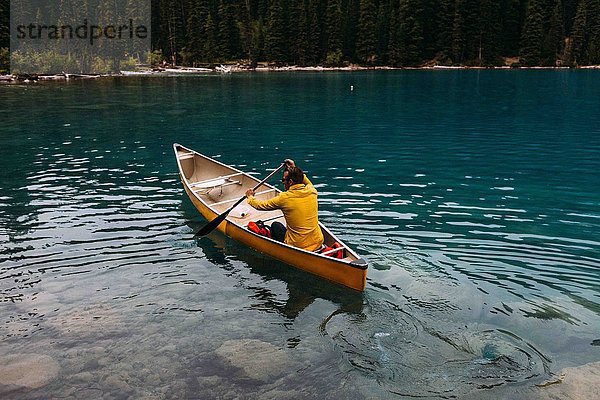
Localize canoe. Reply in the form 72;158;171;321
173;143;368;291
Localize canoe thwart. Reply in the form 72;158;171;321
189;173;244;188
253;213;285;224
192;180;240;193
178;152;195;160
210;188;277;207
320;246;347;256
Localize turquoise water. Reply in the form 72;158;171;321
1;71;599;399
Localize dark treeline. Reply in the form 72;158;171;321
2;0;600;72
151;0;600;67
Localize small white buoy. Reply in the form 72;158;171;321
350;85;354;91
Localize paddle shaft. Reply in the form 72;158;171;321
229;163;285;212
194;163;286;236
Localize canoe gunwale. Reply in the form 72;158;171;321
229;215;369;270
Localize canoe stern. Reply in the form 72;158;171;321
227;223;367;291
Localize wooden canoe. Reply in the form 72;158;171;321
173;143;368;291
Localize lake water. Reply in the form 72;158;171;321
1;71;599;399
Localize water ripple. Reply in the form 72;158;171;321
322;299;551;397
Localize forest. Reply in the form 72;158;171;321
149;0;600;68
1;0;600;73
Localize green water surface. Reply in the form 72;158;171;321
1;70;599;399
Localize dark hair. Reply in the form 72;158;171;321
286;166;304;184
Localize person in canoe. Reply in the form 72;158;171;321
245;159;324;252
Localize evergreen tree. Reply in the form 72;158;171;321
541;0;565;66
0;0;8;72
520;0;545;66
453;0;482;64
342;0;361;62
568;0;587;65
158;0;186;65
237;0;254;63
420;0;441;60
400;0;424;66
97;0;121;72
256;0;269;20
204;12;218;63
305;0;322;64
126;0;150;60
249;19;266;66
185;0;209;65
387;1;403;66
501;0;522;57
325;0;343;55
479;0;503;65
587;0;600;64
0;0;8;48
436;0;455;61
563;0;580;33
452;0;467;63
356;0;377;64
291;0;310;65
265;0;288;64
217;0;241;61
375;0;391;64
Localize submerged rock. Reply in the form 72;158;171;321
48;303;122;337
536;362;600;400
196;375;222;388
0;353;60;389
215;339;290;381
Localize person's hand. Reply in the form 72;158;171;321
246;189;255;197
284;159;295;169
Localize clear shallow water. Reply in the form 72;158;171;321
0;71;599;399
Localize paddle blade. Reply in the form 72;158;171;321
194;212;229;237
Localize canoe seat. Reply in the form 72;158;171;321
178;152;195;160
317;243;346;259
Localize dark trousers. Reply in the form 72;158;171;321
270;222;286;242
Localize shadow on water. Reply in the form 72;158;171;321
187;221;364;321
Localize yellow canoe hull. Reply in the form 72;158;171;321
175;144;368;291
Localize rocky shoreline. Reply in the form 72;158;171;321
2;63;600;83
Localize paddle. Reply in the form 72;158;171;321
194;162;286;237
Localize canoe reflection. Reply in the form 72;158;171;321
194;227;364;320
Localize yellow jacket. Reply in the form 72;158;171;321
247;175;324;251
